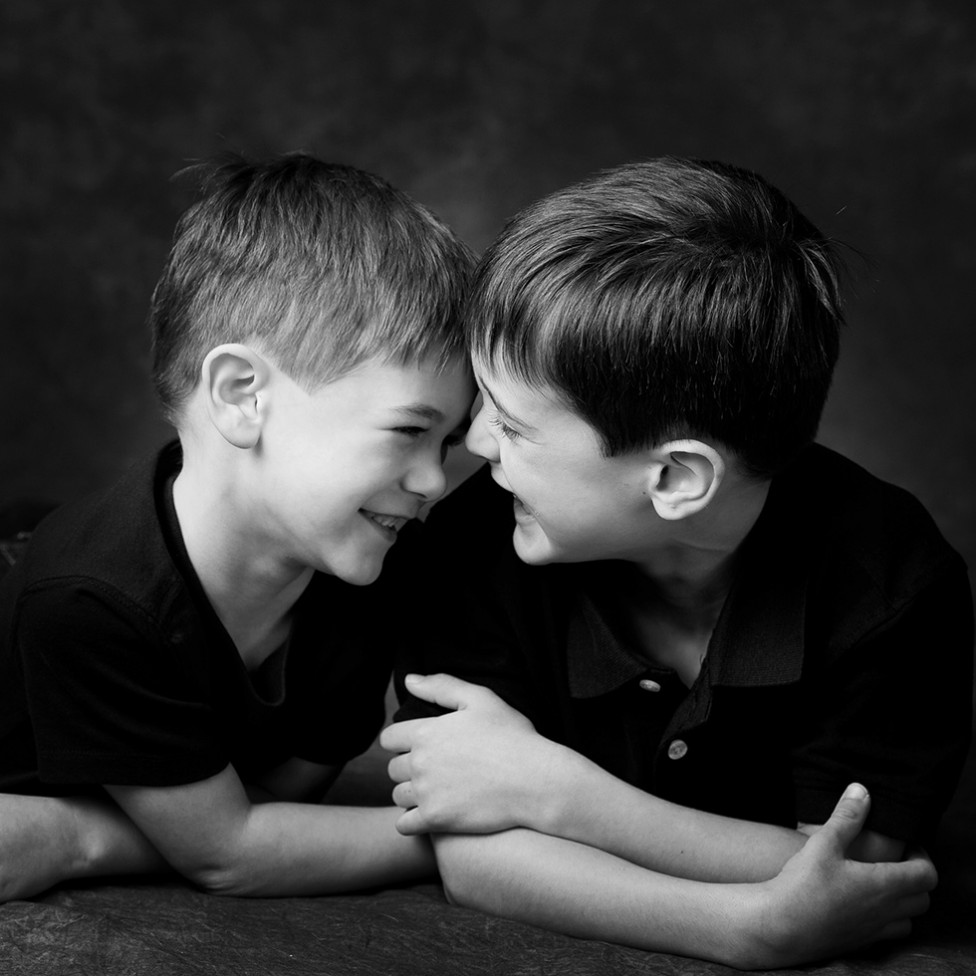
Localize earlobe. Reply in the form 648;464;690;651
646;440;725;520
201;344;272;449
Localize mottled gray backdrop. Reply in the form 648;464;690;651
2;0;974;590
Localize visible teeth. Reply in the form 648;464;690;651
365;512;406;532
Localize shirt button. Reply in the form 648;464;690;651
639;679;661;692
667;739;688;760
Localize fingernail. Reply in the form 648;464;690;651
843;783;868;800
404;673;422;685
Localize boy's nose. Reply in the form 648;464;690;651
404;452;448;503
465;405;498;461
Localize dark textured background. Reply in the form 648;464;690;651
1;0;974;588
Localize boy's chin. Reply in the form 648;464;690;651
511;526;560;566
326;554;387;587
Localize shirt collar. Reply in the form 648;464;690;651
565;472;810;697
566;584;650;698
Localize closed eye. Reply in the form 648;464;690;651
393;426;428;438
488;414;522;441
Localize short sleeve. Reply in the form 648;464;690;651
792;567;974;841
15;579;227;787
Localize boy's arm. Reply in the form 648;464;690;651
0;792;169;902
0;755;395;902
384;674;808;882
105;763;433;896
429;786;935;970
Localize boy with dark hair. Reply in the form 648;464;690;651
384;157;972;967
0;152;476;898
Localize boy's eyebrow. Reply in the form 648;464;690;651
478;379;533;431
391;403;446;423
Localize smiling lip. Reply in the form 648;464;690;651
488;468;535;524
511;495;536;524
361;510;411;539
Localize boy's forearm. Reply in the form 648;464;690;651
107;766;435;896
533;745;806;882
433;829;770;969
431;803;933;972
207;803;434;896
387;678;805;882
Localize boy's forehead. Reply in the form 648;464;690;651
397;355;476;418
309;353;473;410
473;361;582;429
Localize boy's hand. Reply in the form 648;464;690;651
381;673;567;836
744;783;936;968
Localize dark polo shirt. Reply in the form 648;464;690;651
397;444;973;842
0;441;402;795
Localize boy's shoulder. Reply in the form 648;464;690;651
771;443;967;609
6;442;186;621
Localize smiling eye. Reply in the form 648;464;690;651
488;414;522;441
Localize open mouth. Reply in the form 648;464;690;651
488;470;535;524
361;510;409;539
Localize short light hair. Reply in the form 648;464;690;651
467;157;846;477
150;152;474;424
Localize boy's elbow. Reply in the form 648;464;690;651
169;845;261;897
169;855;236;895
187;862;254;896
432;834;503;911
438;862;478;909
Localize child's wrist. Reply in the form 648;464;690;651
708;882;784;971
530;743;599;837
734;879;807;970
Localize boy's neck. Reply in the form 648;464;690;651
616;474;770;686
634;471;771;626
172;458;312;671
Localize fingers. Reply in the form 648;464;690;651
388;775;427;836
878;856;938;901
402;673;494;711
379;718;427;753
813;783;871;854
386;752;410;784
391;780;416;810
901;891;931;919
902;846;938;892
393;807;427;836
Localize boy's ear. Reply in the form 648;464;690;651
644;439;725;521
200;344;272;449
